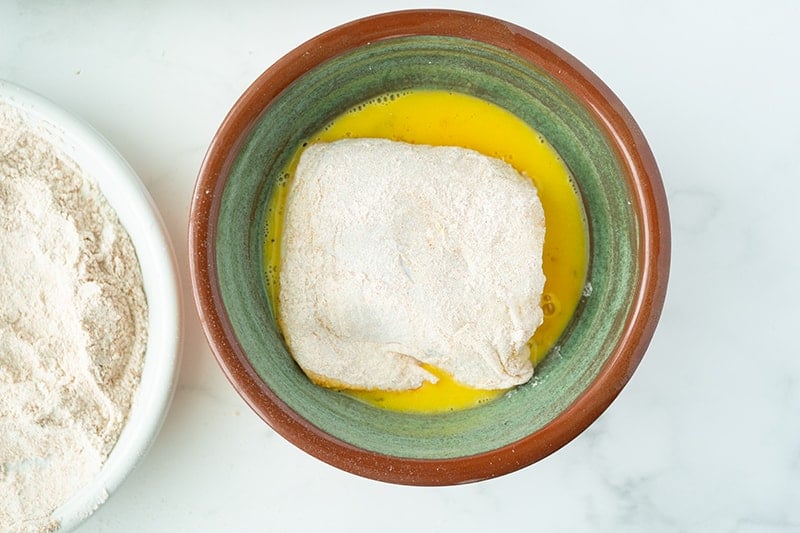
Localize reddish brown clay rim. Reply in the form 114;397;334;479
188;9;671;485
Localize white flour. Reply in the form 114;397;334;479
0;102;148;532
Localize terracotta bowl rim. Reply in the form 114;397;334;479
188;8;670;485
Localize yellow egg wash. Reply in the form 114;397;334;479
264;90;588;413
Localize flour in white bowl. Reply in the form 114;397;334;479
0;102;148;532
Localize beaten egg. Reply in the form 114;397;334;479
264;90;588;413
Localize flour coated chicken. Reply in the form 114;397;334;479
279;138;546;391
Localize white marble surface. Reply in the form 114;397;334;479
3;1;799;531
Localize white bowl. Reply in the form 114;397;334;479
0;80;182;531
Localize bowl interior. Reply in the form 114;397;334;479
213;34;639;460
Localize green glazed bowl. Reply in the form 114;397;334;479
189;9;670;485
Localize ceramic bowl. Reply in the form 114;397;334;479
0;80;182;529
189;10;669;485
